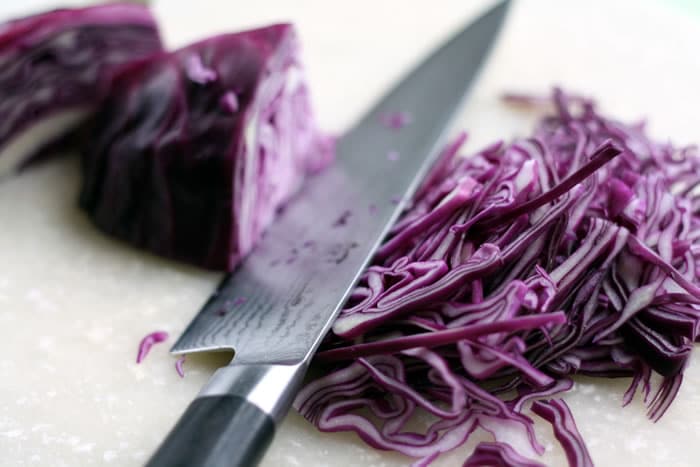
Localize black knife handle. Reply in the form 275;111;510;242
146;394;274;467
147;363;307;467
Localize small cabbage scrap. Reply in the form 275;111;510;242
295;89;700;466
0;3;163;177
136;330;168;364
80;24;334;270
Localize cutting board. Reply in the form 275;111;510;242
2;1;700;465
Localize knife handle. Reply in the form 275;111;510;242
146;363;307;467
146;394;274;467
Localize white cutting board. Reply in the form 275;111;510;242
1;1;700;466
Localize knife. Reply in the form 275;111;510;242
147;2;509;466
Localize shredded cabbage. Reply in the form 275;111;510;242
295;88;700;466
532;399;593;467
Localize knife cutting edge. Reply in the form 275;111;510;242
147;2;510;466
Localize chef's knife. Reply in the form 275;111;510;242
147;2;510;466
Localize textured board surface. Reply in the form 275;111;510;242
1;1;699;466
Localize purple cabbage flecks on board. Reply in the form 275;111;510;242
136;331;169;364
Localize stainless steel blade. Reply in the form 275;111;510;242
172;1;510;364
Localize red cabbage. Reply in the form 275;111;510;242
136;331;168;364
295;88;700;465
175;356;186;378
464;442;545;467
80;23;333;271
380;111;413;130
531;399;593;467
0;3;162;177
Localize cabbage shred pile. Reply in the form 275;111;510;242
295;89;700;466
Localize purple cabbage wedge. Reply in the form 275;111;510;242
80;24;334;271
295;89;700;466
0;3;162;177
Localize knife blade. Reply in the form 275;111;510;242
147;2;509;466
